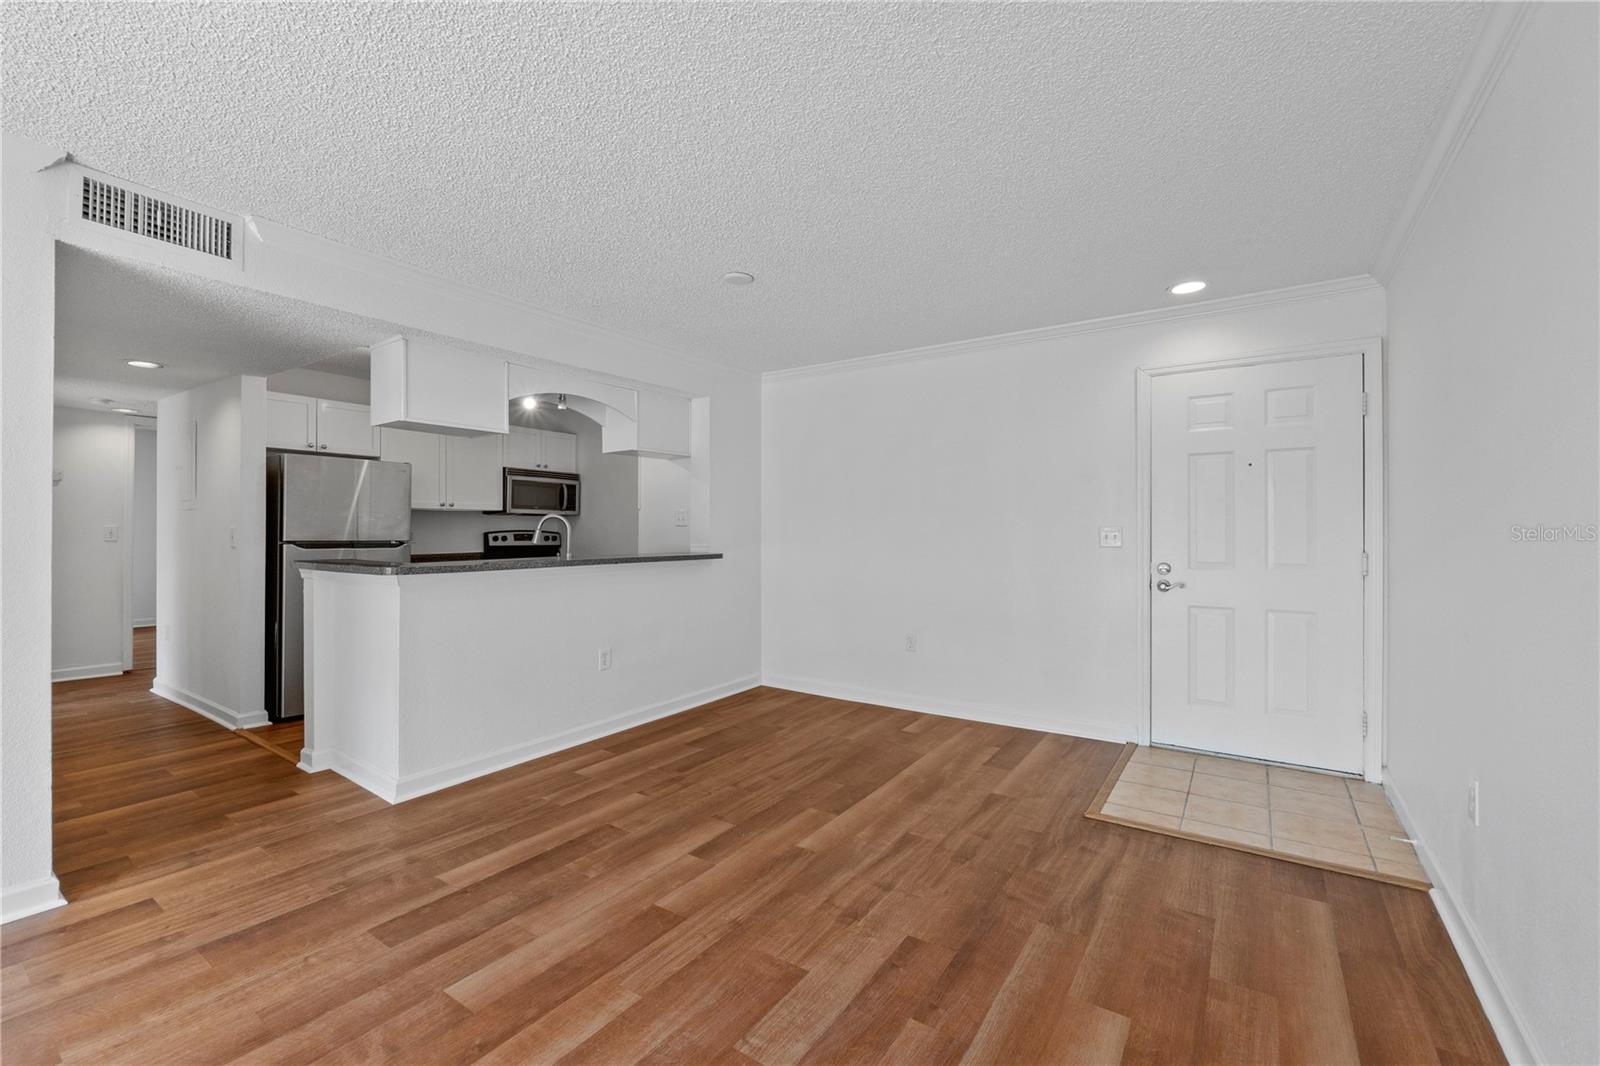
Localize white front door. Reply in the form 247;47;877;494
1149;353;1366;772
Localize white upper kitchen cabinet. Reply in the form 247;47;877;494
314;399;381;457
264;392;318;452
381;427;504;511
380;428;446;509
505;427;577;473
265;392;380;457
542;431;578;474
370;336;509;436
445;434;505;511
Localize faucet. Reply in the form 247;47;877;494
531;514;572;560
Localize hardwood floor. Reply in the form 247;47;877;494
237;718;306;765
2;657;1502;1065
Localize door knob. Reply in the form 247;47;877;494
1155;579;1186;592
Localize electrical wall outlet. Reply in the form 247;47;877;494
1098;526;1123;548
905;634;917;653
674;508;689;527
597;648;613;671
1467;781;1480;826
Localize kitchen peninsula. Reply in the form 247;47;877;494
297;551;728;803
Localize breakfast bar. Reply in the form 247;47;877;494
296;552;732;802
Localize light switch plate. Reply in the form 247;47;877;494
1098;526;1123;548
103;525;120;542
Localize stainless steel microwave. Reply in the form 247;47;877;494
502;468;580;516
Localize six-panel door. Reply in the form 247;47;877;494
1149;354;1366;773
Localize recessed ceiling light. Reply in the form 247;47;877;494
110;408;140;415
723;272;755;286
519;395;538;409
125;360;164;369
1168;280;1207;296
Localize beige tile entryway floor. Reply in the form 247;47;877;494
1087;743;1431;890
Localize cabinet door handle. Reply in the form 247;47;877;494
319;444;328;450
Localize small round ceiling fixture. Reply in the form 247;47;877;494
1168;280;1207;296
723;271;756;286
519;395;538;410
126;360;164;369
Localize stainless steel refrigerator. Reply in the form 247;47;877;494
266;452;412;721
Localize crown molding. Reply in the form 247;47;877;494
763;275;1384;383
1373;3;1535;284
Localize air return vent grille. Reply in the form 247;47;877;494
81;177;233;260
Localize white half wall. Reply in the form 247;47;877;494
51;407;133;680
1384;6;1599;1063
304;560;752;802
154;375;269;729
761;283;1386;742
131;426;157;625
1;133;66;921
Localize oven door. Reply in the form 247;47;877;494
503;470;580;515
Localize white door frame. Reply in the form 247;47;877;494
1134;337;1386;782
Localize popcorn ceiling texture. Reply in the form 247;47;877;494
5;3;1482;371
53;246;391;415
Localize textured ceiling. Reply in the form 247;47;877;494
8;3;1483;372
54;246;387;416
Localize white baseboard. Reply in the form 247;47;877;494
298;747;332;773
330;751;403;803
1384;776;1536;1065
761;673;1135;746
150;678;268;730
1;876;66;924
133;618;156;628
317;675;763;805
52;662;124;683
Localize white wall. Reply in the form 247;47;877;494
131;426;157;625
154;375;269;729
762;286;1385;740
638;457;692;555
50;407;133;680
1384;7;1599;1063
1;134;67;921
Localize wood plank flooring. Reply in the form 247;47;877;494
2;644;1503;1064
238;718;306;765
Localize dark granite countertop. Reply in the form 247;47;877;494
300;552;723;576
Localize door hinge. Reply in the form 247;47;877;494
1361;550;1369;576
1361;392;1369;417
1362;711;1368;738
